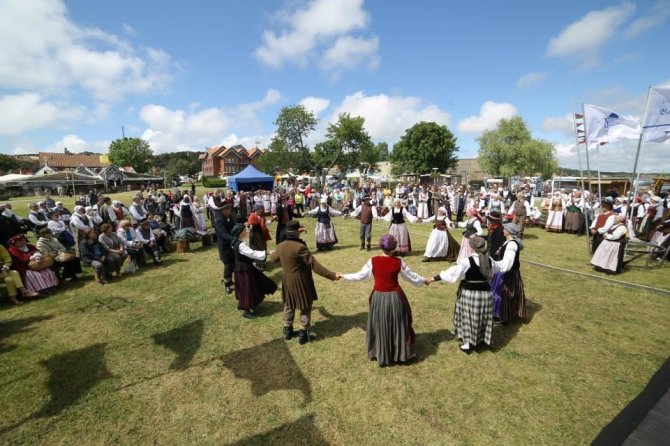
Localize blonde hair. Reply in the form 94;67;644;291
120;219;132;227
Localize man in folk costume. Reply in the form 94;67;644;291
511;192;530;239
591;214;628;274
270;220;339;344
274;194;294;244
214;204;236;294
28;203;49;236
129;196;148;226
349;195;378;251
246;204;271;269
589;201;615;254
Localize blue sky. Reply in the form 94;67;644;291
0;0;668;172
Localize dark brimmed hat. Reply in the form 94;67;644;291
600;201;613;209
285;220;301;238
486;210;502;223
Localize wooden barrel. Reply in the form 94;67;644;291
176;240;190;253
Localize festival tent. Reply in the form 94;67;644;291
227;165;274;192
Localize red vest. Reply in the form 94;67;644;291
594;211;612;230
371;256;401;292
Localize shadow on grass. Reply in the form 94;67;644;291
0;343;112;434
521;234;539;240
254;300;284;318
220;338;312;405
0;315;53;354
490;299;542;353
226;414;328;446
414;329;455;363
313;307;367;339
152;320;204;370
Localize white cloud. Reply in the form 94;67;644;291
623;1;670;38
0;93;82;135
516;72;546;87
541;113;576;137
330;91;451;141
546;3;635;68
254;0;379;73
0;0;174;101
45;134;110;153
457;101;517;134
138;91;281;153
299;96;330;117
122;23;138;37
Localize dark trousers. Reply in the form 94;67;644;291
223;261;233;286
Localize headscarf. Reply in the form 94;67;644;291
468;236;492;280
379;234;397;252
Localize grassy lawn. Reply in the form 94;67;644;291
1;190;668;445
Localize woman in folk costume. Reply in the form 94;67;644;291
638;196;663;241
495;223;527;323
564;190;584;234
537;196;550;228
417;187;430;219
7;234;59;295
262;191;272;215
270;191;278;216
485;211;506;320
591;214;628;274
545;191;565;232
429;236;497;352
421;207;460;262
230;223;277;319
456;207;484;262
381;198;418;255
342;234;427;366
0;243;41;304
247;204;272;268
177;195;197;229
487;193;506;217
193;196;206;230
307;196;342;250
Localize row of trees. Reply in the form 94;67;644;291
103;109;558;183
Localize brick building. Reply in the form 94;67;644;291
199;144;266;177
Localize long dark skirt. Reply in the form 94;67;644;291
367;289;416;366
56;259;83;279
446;230;460;262
234;268;277;310
500;269;526;323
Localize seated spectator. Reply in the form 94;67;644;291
36;228;82;281
27;202;49;236
0;203;26;246
47;211;75;249
0;243;40;304
54;201;72;224
136;219;163;264
80;229;114;284
86;206;103;229
116;219;144;268
98;223;128;276
7;234;59;295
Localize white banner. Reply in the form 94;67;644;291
642;85;670;143
583;103;640;146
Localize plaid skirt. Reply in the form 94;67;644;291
453;283;493;346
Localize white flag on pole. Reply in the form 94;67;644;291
642;85;670;143
583;103;640;145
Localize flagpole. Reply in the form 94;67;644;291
581;104;594;196
596;144;603;200
573;113;591;254
628;86;652;231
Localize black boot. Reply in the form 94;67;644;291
366;243;371;251
360;240;365;250
243;309;256;319
283;325;294;340
225;282;233;294
298;329;310;345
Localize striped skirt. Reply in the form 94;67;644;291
564;211;583;232
453;284;493;346
315;222;338;249
24;269;59;293
367;289;416;366
500;269;527;323
388;223;411;253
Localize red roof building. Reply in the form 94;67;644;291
38;152;103;171
200;145;266;177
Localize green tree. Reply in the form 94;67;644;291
0;154;35;174
390;122;459;175
108;137;153;173
153;151;201;177
375;142;389;161
273;105;318;172
316;113;373;181
477;117;558;178
255;138;308;175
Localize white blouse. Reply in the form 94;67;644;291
343;258;425;287
238;241;266;261
457;218;483;235
436;254;501;283
381;207;418;223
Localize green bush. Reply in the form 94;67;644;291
202;177;227;188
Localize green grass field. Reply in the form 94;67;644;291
0;190;668;445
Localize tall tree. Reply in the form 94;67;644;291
273;105;318;173
375;142;390;161
477;117;558;178
255;138;307;175
108;137;153;173
390;122;459;175
316;113;373;182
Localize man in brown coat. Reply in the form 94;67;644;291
270;220;339;344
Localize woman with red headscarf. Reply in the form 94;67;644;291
341;234;428;366
7;234;59;294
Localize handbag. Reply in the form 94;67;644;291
56;251;76;263
28;255;55;271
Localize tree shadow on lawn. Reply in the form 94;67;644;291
489;299;542;353
414;329;455;363
226;413;329;446
153;319;205;370
220;338;312;405
312;307;367;340
0;315;53;354
253;300;284;318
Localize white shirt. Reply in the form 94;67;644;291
436;254;502;283
237;241;266;261
349;205;378;219
381;207;418;223
342;258;425;287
